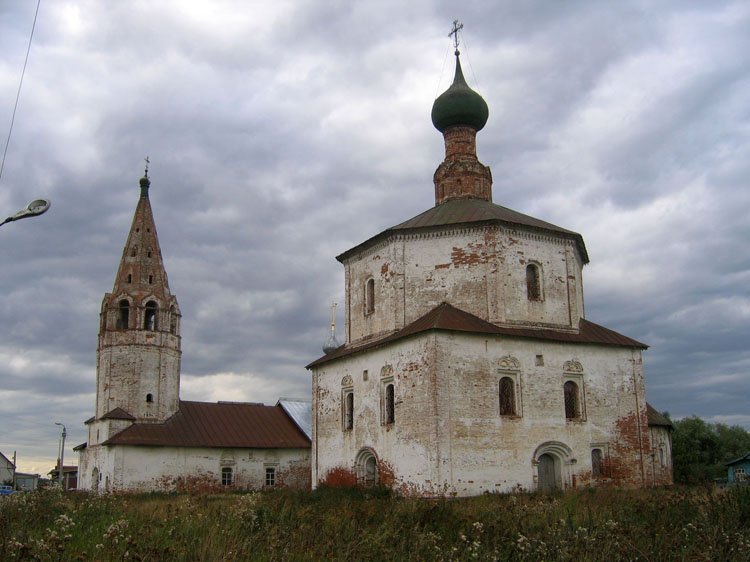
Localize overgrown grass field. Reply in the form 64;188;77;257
1;485;748;561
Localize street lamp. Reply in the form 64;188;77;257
55;422;66;488
0;198;50;227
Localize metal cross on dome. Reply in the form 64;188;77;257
449;20;464;53
144;155;150;177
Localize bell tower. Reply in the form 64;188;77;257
94;168;181;425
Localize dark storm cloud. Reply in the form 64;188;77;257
0;0;748;474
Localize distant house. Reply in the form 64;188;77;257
14;472;40;491
48;463;77;490
725;453;750;485
0;451;14;485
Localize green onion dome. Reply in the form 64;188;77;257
431;54;489;133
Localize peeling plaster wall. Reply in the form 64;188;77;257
434;332;651;495
312;336;444;494
313;330;653;496
78;444;310;492
96;335;181;422
343;225;585;345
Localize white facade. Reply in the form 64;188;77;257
312;322;652;496
78;444;310;492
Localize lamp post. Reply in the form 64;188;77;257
55;422;66;489
0;198;50;227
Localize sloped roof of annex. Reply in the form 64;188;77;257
101;400;311;449
307;301;646;368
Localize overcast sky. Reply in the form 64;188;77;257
1;1;748;475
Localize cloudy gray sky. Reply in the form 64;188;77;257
1;1;748;475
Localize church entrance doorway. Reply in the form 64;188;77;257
355;448;378;486
537;453;558;492
533;441;573;492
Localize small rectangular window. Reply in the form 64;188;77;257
221;467;233;486
265;466;276;486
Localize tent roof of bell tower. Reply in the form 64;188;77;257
107;173;174;306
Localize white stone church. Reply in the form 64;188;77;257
77;44;671;494
76;174;311;492
307;50;673;495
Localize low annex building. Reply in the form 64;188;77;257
307;46;673;495
76;173;311;492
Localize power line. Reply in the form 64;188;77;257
0;0;42;184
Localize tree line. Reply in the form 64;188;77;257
667;413;750;484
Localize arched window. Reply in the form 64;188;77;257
345;391;354;430
365;278;375;315
499;377;516;416
526;264;541;301
564;381;580;419
385;383;395;424
169;306;177;335
146;393;153;403
221;467;233;486
144;301;158;330
116;300;130;329
591;448;603;477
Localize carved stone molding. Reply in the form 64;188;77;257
563;360;583;373
498;355;520;371
341;375;353;387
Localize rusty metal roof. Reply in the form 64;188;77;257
647;403;672;427
307;302;647;368
101;407;136;421
337;198;589;263
103;401;311;449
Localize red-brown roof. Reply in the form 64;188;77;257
101;407;136;421
103;401;311;449
337;198;589;263
307;302;647;368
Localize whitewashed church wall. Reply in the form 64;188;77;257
80;445;310;492
313;328;651;496
96;344;180;422
433;332;651;495
312;335;444;493
500;232;582;329
342;227;585;344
